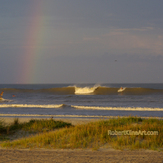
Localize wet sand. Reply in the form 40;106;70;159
0;117;163;163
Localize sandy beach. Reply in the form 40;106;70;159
0;117;163;163
0;117;102;126
0;148;163;163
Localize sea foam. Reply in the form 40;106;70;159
71;105;163;111
0;104;64;108
74;85;99;95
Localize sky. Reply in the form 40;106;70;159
0;0;163;84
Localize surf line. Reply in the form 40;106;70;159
0;114;162;120
0;114;117;118
71;105;163;111
0;104;64;108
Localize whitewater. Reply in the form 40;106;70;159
0;83;163;118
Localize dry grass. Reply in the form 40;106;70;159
0;118;72;140
1;117;163;151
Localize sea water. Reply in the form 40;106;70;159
0;83;163;118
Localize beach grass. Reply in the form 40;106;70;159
0;119;10;141
0;117;163;151
0;119;6;133
0;118;72;137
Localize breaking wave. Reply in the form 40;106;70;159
0;98;13;102
0;104;65;108
1;104;163;111
74;85;99;95
1;85;163;95
71;105;163;111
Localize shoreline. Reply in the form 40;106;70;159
0;117;101;126
1;115;163;126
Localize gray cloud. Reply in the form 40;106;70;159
0;0;163;83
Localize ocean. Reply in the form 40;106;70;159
0;83;163;118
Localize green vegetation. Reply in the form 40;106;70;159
0;117;163;151
0;119;9;141
0;119;6;133
0;118;72;140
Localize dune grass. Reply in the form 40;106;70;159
0;119;9;141
0;119;6;133
0;118;72;139
1;117;162;151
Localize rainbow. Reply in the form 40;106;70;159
20;1;46;83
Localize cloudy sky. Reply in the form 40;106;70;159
0;0;163;84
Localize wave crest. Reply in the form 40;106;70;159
1;85;163;95
71;105;163;111
0;104;64;108
74;85;99;95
